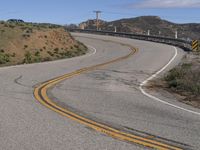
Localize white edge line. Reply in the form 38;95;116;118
85;45;97;57
139;46;200;116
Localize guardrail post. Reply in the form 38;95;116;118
175;31;178;39
70;29;192;52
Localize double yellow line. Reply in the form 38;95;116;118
34;42;182;150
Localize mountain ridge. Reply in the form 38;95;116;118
78;16;200;40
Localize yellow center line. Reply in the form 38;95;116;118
34;41;183;150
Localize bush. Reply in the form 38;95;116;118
33;57;41;62
165;63;200;96
11;53;16;57
74;44;79;49
43;57;52;61
22;34;30;38
35;51;40;57
24;45;28;49
54;48;59;54
47;51;54;57
0;52;10;64
23;51;32;63
64;51;72;57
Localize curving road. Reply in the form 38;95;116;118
0;33;200;150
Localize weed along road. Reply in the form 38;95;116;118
0;33;200;150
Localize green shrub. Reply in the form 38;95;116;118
74;44;79;49
47;51;54;57
24;45;28;49
54;48;59;54
11;53;16;57
165;63;200;96
33;57;41;62
22;34;30;38
0;49;5;53
35;51;40;57
23;51;32;63
0;52;10;64
43;57;52;61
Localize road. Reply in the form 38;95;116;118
0;33;200;150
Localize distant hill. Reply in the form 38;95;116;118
0;21;87;66
79;16;200;40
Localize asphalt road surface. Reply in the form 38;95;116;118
0;33;200;150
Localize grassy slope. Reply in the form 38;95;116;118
0;21;87;66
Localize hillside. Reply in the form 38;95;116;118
0;21;87;66
79;16;200;40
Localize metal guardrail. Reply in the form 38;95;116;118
69;29;192;51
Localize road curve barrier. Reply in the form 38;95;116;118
192;40;199;52
69;29;192;51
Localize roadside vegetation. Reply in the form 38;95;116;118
0;20;87;66
0;49;10;64
150;52;200;108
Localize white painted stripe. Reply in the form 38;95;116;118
139;46;200;116
83;45;97;57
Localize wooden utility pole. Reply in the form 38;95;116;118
93;11;101;30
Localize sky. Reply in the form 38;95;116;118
0;0;199;25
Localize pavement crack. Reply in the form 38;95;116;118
14;75;33;88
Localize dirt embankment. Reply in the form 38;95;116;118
0;21;87;66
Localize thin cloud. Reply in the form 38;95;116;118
128;0;200;8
